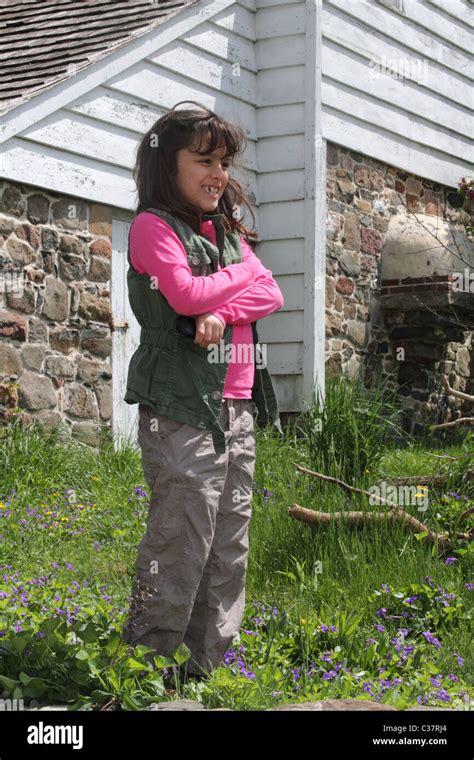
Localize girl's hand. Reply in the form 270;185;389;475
193;313;225;348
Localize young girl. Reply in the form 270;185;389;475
121;101;284;682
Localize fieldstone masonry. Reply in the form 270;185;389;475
324;144;473;437
1;146;473;446
0;181;113;446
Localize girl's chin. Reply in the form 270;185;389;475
198;196;219;211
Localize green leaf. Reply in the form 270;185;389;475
107;670;120;692
90;689;112;702
75;649;90;661
0;675;19;691
19;672;35;685
122;692;142;710
170;641;191;666
125;657;147;671
76;623;98;642
12;637;28;655
152;654;175;670
144;677;166;693
104;633;123;656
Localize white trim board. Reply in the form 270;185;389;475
111;217;140;450
303;0;326;411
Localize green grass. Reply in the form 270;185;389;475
0;371;472;711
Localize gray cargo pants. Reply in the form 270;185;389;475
121;398;256;678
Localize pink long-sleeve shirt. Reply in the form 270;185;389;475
129;211;284;398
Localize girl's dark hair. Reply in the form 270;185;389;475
133;100;258;241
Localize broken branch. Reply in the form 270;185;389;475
293;463;387;503
288;504;470;552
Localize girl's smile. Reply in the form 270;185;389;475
176;140;230;215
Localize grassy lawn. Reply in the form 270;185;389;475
0;372;472;711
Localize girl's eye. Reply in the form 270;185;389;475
201;159;229;168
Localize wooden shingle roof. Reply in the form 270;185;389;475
0;0;200;116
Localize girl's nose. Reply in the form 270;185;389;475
212;164;228;180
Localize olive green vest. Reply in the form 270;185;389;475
124;207;283;454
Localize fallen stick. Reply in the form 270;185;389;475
294;462;474;501
440;375;474;404
460;505;474;522
431;378;473;430
293;463;446;501
293;463;387;503
430;417;474;430
288;504;470;551
377;474;447;486
424;452;473;461
378;470;474;485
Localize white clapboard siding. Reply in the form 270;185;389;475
257;103;305;137
257;67;305;107
255;4;305;37
399;0;472;53
322;9;473;107
257;135;304;173
258;200;306;240
322;109;471;187
256;35;305;68
148;41;257;103
111;218;140;451
181;20;256;71
257;239;305;276
426;0;468;21
254;0;473;416
266;342;303;374
253;0;308;416
257;310;303;343
0;137;137;209
258;169;305;203
328;0;473;75
212;2;256;39
276;274;304;312
272;374;304;412
323;80;472;163
20;109;141;170
66;86;164;134
255;0;301;7
322;40;471;139
320;0;473;186
17;101;258;200
105;63;258;147
238;0;255;10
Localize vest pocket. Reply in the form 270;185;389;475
186;249;212;277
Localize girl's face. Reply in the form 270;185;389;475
175;137;230;215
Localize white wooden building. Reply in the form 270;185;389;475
0;0;472;446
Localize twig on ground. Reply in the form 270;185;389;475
288;504;471;552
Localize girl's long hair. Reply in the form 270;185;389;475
133;100;258;242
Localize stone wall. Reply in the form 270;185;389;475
324;143;473;436
0;180;114;446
